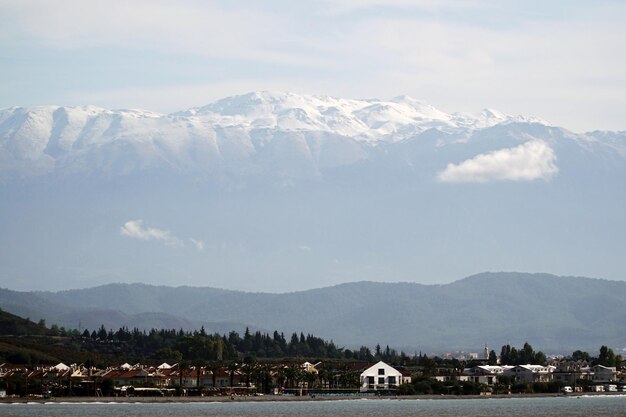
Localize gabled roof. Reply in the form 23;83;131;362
463;365;502;375
360;361;402;376
54;363;71;371
506;364;555;373
592;364;617;371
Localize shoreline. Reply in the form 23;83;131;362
2;392;625;404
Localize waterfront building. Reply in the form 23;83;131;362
359;361;403;392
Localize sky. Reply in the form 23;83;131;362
1;0;626;133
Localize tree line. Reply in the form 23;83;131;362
1;309;622;370
72;324;410;365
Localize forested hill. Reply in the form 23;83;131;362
1;272;626;352
0;308;50;336
0;307;401;366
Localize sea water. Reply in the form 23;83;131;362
1;396;625;417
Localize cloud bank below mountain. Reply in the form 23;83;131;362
120;220;183;247
120;220;204;250
437;140;558;183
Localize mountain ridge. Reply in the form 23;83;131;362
2;92;624;191
2;272;625;353
0;91;583;182
31;270;614;297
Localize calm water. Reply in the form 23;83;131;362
2;396;626;417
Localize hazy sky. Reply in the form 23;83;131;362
1;0;625;133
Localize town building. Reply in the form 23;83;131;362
503;364;555;383
591;365;618;383
463;365;511;386
359;361;403;392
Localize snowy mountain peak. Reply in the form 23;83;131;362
389;94;447;116
172;91;535;142
480;108;506;119
0;91;574;180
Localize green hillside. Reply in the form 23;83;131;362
0;307;50;336
2;272;626;352
0;308;121;366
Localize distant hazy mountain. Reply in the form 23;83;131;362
0;286;249;336
1;272;624;353
1;91;625;292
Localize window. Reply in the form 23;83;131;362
367;376;375;385
378;377;385;384
378;368;385;375
388;376;396;385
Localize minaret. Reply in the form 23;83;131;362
484;343;489;360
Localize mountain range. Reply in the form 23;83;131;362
0;91;625;294
3;90;624;184
0;272;624;353
0;91;548;181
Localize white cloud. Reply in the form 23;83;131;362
437;140;558;183
321;0;477;14
0;0;319;66
189;238;205;251
120;219;206;250
120;219;183;247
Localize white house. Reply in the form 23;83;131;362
359;361;403;392
591;365;617;383
462;365;511;386
503;365;555;383
552;362;591;385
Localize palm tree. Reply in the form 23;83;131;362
317;366;334;390
283;363;304;390
254;363;273;394
178;361;189;393
275;365;287;390
207;360;221;389
240;359;257;388
226;361;239;390
337;363;357;388
195;360;206;393
282;365;297;389
303;371;317;391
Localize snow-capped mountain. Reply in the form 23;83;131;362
177;91;541;139
0;91;557;181
0;92;625;294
